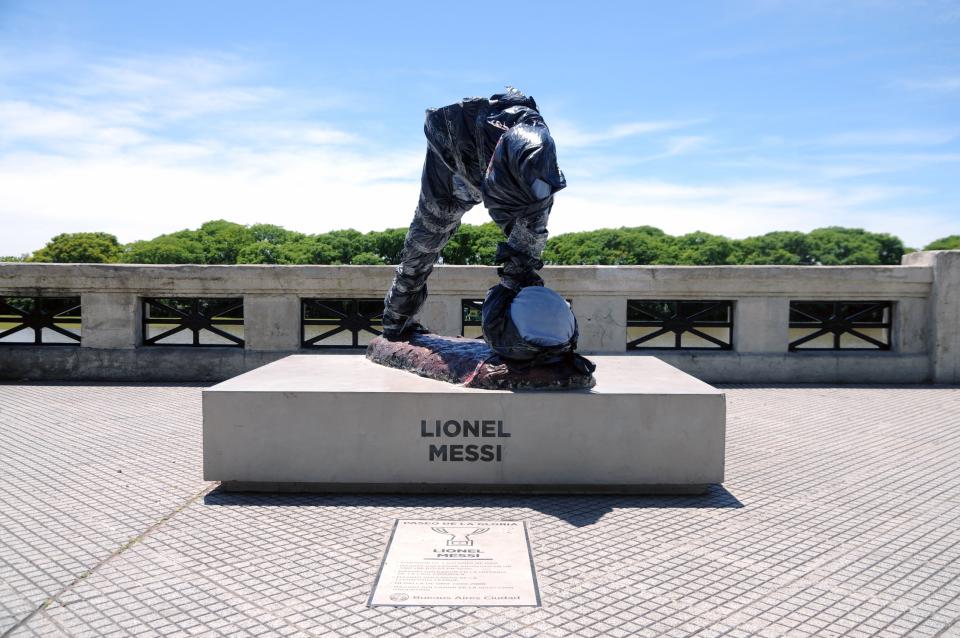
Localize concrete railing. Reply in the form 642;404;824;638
1;250;957;383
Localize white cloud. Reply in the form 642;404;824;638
664;136;709;156
712;151;960;179
541;179;946;249
0;51;422;254
0;100;149;153
0;147;424;255
0;52;286;160
549;118;704;148
239;125;360;147
820;128;958;147
899;75;960;92
0;50;954;257
80;53;279;119
1;143;949;256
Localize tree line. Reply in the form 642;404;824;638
4;219;958;266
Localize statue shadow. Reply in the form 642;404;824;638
203;484;742;528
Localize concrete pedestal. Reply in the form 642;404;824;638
202;355;725;494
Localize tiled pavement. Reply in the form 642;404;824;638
1;383;959;637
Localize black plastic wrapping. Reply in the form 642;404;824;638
382;89;566;337
480;283;595;373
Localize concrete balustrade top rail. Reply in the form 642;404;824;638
0;262;935;297
1;251;957;384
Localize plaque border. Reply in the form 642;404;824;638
368;518;541;608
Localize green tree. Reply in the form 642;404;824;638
249;223;303;245
735;231;814;265
667;231;736;265
275;237;340;264
236;224;306;264
25;219;921;266
350;251;385;265
807;227;904;265
873;232;906;264
924;235;960;250
195;220;255;263
544;226;667;265
0;255;27;262
319;229;366;264
237;241;284;264
30;232;121;263
121;235;206;264
443;223;503;265
367;228;409;264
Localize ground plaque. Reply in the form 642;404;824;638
369;519;540;607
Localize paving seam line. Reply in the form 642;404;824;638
932;614;960;638
1;482;218;638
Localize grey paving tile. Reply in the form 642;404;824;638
0;383;209;636
1;384;959;637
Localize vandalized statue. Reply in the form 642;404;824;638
382;87;565;340
370;88;595;390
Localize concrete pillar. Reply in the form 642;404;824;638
895;298;928;354
244;294;301;351
81;292;140;349
734;298;789;353
903;250;960;383
418;295;462;336
571;296;626;353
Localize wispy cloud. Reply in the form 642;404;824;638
0;51;424;254
899;75;960;92
0;100;147;151
541;179;942;249
549;119;705;148
820;128;958;147
0;53;719;255
664;136;709;156
0;52;286;158
713;150;960;180
0;48;954;256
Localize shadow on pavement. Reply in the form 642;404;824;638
203;484;742;527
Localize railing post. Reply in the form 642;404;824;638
572;296;626;353
81;292;140;349
733;298;789;353
894;298;928;355
244;294;301;351
903;250;960;383
419;295;461;337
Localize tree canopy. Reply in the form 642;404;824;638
29;232;122;263
17;220;949;266
924;235;960;251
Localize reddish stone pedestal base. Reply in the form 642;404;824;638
365;334;595;391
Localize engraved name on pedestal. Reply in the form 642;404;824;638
420;419;511;462
369;519;539;607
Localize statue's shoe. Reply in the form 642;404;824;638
382;322;431;342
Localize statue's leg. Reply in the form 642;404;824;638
487;205;551;290
483;125;565;291
382;150;479;338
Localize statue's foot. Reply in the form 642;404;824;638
382;321;431;342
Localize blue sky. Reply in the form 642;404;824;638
0;0;957;255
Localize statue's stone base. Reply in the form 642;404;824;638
202;354;726;494
365;334;595;390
